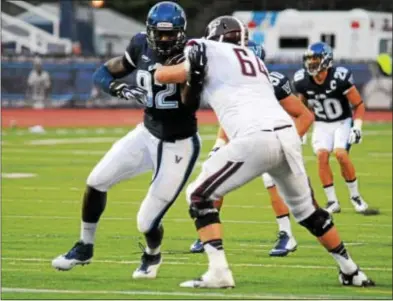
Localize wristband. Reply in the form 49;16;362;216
354;119;363;130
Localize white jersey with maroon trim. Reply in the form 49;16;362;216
185;39;293;140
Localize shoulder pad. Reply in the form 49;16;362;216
132;32;148;46
331;66;354;91
332;66;354;83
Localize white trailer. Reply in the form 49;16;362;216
233;9;392;60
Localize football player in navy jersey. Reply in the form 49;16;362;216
52;1;202;279
189;41;310;257
293;42;378;215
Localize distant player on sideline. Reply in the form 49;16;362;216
52;2;201;279
293;42;379;215
189;41;303;257
26;57;51;108
155;15;375;288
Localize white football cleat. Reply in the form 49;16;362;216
269;231;297;257
325;201;341;214
339;268;375;287
52;241;93;271
180;268;235;288
351;196;368;213
132;252;162;279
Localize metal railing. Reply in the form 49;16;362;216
1;12;72;54
5;0;60;38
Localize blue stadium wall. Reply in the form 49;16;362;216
1;60;374;106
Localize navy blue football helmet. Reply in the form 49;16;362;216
146;1;187;56
303;42;333;76
248;40;266;60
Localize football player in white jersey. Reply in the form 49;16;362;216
155;16;375;289
189;42;302;257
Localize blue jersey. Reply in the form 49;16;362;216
293;66;354;122
123;32;197;141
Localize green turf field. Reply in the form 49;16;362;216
1;123;392;299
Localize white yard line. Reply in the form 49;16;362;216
26;137;118;145
238;242;366;249
2;257;391;272
2;215;391;228
0;287;340;300
23;135;217;146
16;186;146;192
3;149;106;155
3;197;392;212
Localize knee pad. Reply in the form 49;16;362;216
299;208;334;237
262;173;275;188
144;224;164;249
82;186;107;223
189;201;220;230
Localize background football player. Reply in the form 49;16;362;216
52;1;202;280
293;42;378;215
190;41;301;257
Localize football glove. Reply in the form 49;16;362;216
348;127;362;144
187;42;207;85
109;81;148;105
348;119;363;144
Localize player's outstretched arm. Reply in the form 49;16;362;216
155;63;187;84
92;56;148;104
280;94;315;137
92;56;134;95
